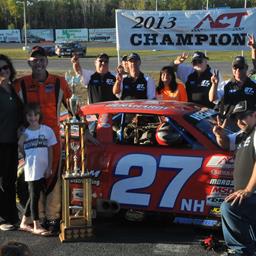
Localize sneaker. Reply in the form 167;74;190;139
47;219;60;235
0;223;16;231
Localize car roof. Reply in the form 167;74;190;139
80;100;201;116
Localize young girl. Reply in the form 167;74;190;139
18;103;57;236
156;66;188;102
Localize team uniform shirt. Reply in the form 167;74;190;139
218;78;256;118
230;128;256;192
176;64;223;108
23;125;57;182
156;82;188;101
81;69;117;104
118;72;155;100
14;74;72;134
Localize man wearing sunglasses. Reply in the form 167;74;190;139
210;56;256;120
173;51;222;108
213;101;256;256
113;52;155;100
71;53;117;104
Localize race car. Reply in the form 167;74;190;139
18;100;235;228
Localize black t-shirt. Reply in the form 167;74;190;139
185;66;215;108
88;72;117;104
220;77;256;118
0;86;23;143
234;128;256;191
121;72;148;100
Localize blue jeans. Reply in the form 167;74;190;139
221;194;256;256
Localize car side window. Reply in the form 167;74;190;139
112;113;202;149
85;114;98;138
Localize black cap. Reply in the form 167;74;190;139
191;51;209;62
232;56;247;68
127;52;141;62
121;55;127;62
231;100;256;119
97;53;109;60
30;46;47;58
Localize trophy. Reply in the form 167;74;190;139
65;70;81;122
60;71;93;242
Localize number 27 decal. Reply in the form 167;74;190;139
110;154;203;208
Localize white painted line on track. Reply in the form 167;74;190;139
153;243;190;255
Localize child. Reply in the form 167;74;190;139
18;103;57;236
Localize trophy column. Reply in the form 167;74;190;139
59;119;93;242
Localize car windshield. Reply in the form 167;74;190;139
61;43;74;48
184;109;234;146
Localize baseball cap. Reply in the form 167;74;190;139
231;100;256;119
127;52;141;62
97;53;109;60
191;51;209;62
121;55;127;62
30;46;47;58
232;56;247;69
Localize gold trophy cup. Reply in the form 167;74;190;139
59;72;93;242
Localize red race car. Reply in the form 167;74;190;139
18;100;234;228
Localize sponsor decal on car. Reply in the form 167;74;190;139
209;179;234;187
189;109;215;121
173;217;219;227
107;103;168;110
210;186;234;197
209;207;221;216
207;156;234;169
210;168;233;177
206;196;224;207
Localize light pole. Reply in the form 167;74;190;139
17;0;29;50
23;0;28;50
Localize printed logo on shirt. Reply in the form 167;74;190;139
228;89;238;93
106;78;114;86
244;87;255;95
237;136;251;149
24;135;48;150
92;80;100;85
136;84;146;91
45;84;54;93
201;80;211;87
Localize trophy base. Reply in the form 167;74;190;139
59;223;94;242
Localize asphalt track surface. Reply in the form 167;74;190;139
0;216;224;256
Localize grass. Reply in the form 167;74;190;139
0;44;252;62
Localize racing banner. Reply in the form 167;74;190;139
0;29;21;43
55;28;88;42
116;8;256;51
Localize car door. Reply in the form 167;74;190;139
89;112;234;220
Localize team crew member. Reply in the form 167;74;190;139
14;46;72;233
71;53;117;104
113;53;155;100
213;101;256;256
156;66;187;101
173;51;222;108
209;56;256;119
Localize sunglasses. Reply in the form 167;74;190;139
235;111;254;120
0;64;10;72
192;59;203;65
233;65;246;70
98;59;109;64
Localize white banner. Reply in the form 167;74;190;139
89;28;116;42
23;29;54;42
0;29;21;43
55;28;88;42
116;8;256;51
